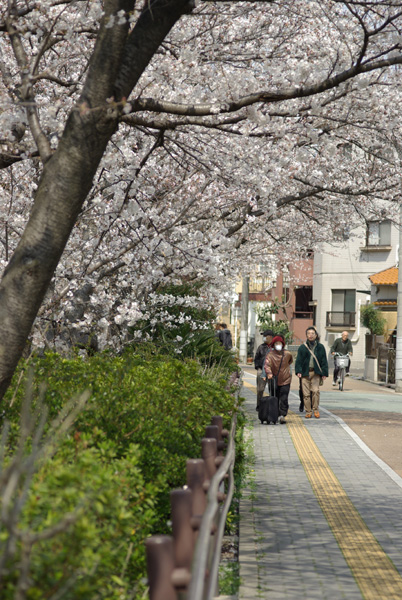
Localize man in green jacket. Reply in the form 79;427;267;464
330;331;353;385
295;327;328;419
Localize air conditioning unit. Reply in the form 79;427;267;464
327;333;337;347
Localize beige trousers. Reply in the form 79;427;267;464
302;371;321;413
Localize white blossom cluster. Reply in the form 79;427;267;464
1;1;402;351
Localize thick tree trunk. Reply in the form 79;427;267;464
0;0;192;401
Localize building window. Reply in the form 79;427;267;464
332;289;355;313
366;220;391;247
326;289;356;327
294;286;313;319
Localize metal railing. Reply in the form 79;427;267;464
326;311;356;327
145;412;238;600
188;415;237;600
378;344;396;384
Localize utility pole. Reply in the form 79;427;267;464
239;276;249;363
395;202;402;392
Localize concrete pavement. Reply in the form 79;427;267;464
238;368;402;599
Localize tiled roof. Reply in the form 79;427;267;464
374;300;397;306
369;266;398;285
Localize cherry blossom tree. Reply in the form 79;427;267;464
1;0;402;401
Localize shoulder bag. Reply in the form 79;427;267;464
303;343;324;385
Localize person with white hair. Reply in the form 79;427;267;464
331;331;353;385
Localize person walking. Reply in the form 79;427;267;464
295;327;328;419
219;323;233;350
214;323;223;343
331;331;353;386
254;329;274;410
264;335;293;424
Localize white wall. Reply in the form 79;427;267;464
313;223;398;371
371;284;397;303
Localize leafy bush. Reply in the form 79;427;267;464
1;350;239;599
0;385;158;600
253;302;293;344
1;440;157;600
360;303;386;335
254;313;293;344
131;329;237;371
128;283;238;368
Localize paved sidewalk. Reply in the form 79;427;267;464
238;371;402;600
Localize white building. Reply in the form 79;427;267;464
313;219;399;371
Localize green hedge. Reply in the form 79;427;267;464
1;350;239;599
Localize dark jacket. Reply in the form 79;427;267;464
330;338;353;355
219;329;232;350
295;342;329;377
254;342;271;369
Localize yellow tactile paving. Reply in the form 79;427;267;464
242;381;402;599
286;410;402;599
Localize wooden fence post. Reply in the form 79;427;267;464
201;438;218;485
186;458;207;539
145;535;177;600
170;488;193;594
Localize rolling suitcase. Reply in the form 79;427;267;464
258;394;279;424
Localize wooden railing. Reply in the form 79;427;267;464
145;412;238;600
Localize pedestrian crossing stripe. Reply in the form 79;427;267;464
242;382;402;599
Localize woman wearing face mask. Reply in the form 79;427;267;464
263;335;293;424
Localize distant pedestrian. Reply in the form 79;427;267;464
263;335;293;424
331;331;353;385
219;323;233;350
254;329;274;410
214;323;223;343
295;327;328;419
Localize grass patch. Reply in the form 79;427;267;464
219;560;241;596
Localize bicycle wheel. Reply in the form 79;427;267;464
338;368;344;391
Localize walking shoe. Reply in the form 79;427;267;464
279;415;286;424
345;373;350;377
314;410;320;419
299;401;304;412
305;413;312;419
332;381;336;386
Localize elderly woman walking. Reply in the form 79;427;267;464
263;335;293;424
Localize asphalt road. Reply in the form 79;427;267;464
241;364;402;478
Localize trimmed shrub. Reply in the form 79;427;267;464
360;303;386;335
1;440;157;600
1;350;239;599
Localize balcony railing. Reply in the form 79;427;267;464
326;311;356;327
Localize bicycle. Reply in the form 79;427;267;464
333;353;350;391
